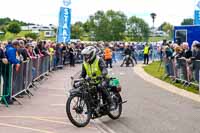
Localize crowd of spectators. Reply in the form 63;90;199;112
160;40;200;82
0;39;88;70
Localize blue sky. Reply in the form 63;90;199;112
0;0;197;27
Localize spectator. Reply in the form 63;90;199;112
5;40;20;70
27;44;36;59
143;43;150;64
191;43;200;60
104;43;113;68
69;43;75;67
62;45;67;65
18;40;29;61
0;42;8;64
55;43;62;68
181;42;192;59
4;40;20;104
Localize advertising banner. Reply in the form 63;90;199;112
57;7;71;43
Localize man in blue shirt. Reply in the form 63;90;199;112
5;40;20;71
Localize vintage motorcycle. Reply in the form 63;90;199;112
120;55;134;67
66;75;125;127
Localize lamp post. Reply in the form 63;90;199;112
150;13;156;38
150;13;156;62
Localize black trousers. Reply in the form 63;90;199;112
144;54;149;64
69;56;75;66
105;59;112;68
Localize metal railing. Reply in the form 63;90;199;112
162;57;200;93
0;55;52;106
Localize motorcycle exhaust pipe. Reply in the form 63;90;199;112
118;100;127;105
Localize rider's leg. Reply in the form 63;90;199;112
130;57;134;66
132;55;137;64
120;57;125;67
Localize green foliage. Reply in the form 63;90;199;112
127;16;150;41
0;17;32;26
158;22;173;38
181;18;194;25
25;33;38;40
71;21;84;39
84;10;127;41
0;18;11;26
7;22;21;34
70;10;151;41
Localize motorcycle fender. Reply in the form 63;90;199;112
69;88;81;95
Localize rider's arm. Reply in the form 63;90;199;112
99;58;108;76
80;64;87;78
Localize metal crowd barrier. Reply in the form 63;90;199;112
163;58;200;93
0;62;12;107
12;60;32;98
0;55;52;107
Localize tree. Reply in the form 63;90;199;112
106;10;127;41
0;17;11;26
127;16;150;41
86;10;127;41
0;25;7;34
158;22;173;37
7;22;21;34
181;18;193;25
25;33;38;40
71;21;84;39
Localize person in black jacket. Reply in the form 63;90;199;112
69;44;75;67
18;40;29;61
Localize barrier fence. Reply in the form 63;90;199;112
0;55;52;106
0;63;12;107
163;58;200;92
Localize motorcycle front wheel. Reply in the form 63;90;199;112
66;94;91;127
108;93;122;120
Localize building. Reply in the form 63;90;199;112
21;24;56;37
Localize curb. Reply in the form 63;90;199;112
133;64;200;103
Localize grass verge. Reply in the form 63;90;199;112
143;61;199;94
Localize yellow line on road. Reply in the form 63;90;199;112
0;116;97;130
0;122;55;133
0;116;72;126
0;116;64;120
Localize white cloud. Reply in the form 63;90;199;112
0;0;197;27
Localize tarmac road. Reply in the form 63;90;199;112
100;64;200;133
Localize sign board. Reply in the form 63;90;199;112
194;0;200;25
57;7;71;43
63;0;71;7
194;10;200;25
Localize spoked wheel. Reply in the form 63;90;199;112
108;93;122;120
66;94;91;127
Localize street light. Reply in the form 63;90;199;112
150;13;157;29
150;13;157;62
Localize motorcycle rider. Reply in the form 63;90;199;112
120;43;134;67
80;46;115;110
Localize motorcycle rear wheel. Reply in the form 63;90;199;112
108;93;122;120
